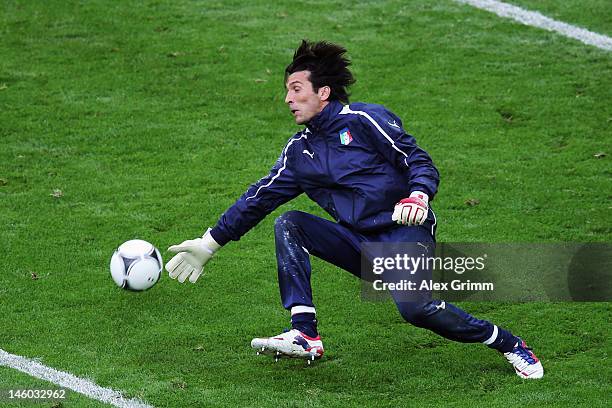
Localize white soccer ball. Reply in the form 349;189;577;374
110;239;162;291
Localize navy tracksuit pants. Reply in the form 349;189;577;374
274;210;518;352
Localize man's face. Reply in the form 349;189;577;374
285;71;330;125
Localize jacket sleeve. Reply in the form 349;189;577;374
210;139;303;246
358;107;440;199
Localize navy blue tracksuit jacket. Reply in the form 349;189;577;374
210;100;440;245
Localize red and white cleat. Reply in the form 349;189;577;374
504;339;544;379
251;329;324;362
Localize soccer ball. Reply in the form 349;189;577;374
110;239;162;291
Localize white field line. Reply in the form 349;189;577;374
0;348;154;408
455;0;612;51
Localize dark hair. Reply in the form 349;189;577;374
285;40;355;104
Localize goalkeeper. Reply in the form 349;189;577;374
166;40;543;379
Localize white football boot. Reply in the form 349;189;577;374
251;329;324;363
504;339;544;379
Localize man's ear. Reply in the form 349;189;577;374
318;86;331;101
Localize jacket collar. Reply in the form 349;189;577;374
306;100;344;132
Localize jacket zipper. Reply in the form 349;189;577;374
323;134;331;179
322;133;339;219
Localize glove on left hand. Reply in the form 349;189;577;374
391;191;429;225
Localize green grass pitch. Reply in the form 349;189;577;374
1;0;610;407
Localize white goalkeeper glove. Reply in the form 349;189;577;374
392;191;429;225
166;228;221;283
